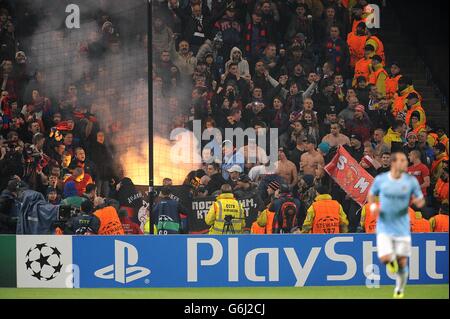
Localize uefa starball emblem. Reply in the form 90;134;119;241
25;243;63;281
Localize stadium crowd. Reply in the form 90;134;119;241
0;0;449;235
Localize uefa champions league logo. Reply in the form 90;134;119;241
25;243;64;281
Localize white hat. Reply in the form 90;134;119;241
227;165;243;173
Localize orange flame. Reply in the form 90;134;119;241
119;135;202;186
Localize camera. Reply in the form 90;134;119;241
50;205;80;233
58;205;80;221
224;215;233;223
24;145;41;159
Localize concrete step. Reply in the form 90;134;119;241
427;114;449;120
384;45;415;51
423;108;446;115
383;39;415;46
380;6;449;131
414;87;434;95
403;73;427;80
417;104;439;112
422;97;441;103
423;110;445;117
422;98;443;105
422;103;445;116
428;121;449;131
384;55;419;64
402;68;426;75
413;79;428;86
416;89;440;99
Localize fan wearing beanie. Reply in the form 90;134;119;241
317;142;330;156
346;104;372;143
264;180;281;206
360;155;378;177
405;92;426;128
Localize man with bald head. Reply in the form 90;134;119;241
169;0;228;55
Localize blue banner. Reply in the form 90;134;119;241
72;234;449;288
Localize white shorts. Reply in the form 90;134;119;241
376;233;412;259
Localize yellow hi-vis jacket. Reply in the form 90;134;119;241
144;218;157;235
205;193;245;234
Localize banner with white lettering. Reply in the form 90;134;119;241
138;186;260;233
324;146;374;206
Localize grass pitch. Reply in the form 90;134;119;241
0;285;448;299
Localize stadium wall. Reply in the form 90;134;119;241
0;234;448;288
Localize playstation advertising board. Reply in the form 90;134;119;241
73;234;449;288
2;234;448;288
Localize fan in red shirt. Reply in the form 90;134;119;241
64;167;93;196
118;208;143;235
407;150;430;196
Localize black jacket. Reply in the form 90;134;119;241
207;173;226;195
173;3;227;48
65;213;100;235
89;141;114;180
344;144;364;162
0;189;19;233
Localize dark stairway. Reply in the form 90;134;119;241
378;4;449;131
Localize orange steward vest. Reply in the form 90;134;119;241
311;200;340;234
94;206;125;235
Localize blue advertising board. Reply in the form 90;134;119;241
72;233;449;288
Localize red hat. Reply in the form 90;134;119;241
361;155;375;168
355;104;365;113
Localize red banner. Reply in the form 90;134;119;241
324;146;374;206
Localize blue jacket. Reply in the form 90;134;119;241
0;189;20;233
16;190;59;234
151;197;186;234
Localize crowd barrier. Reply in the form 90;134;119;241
0;233;448;288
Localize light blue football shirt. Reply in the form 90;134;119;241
369;172;424;236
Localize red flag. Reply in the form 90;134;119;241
55;121;71;131
73;111;97;123
324;146;374;206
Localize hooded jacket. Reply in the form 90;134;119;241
115;178;143;219
393;85;422;117
224;47;250;77
16;190;59;234
383;127;403;148
89;140;114;180
0;189;19;233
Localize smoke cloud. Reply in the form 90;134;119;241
21;0;149;185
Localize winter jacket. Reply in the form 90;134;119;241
16;190;59;234
224;47;250;77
